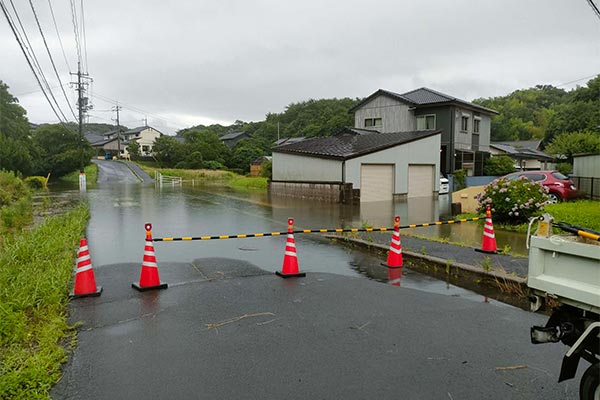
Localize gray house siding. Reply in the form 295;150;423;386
354;96;415;133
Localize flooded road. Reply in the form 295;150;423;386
47;179;526;305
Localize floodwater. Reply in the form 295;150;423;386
45;181;526;305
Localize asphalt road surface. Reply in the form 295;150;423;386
94;160;140;183
52;258;579;399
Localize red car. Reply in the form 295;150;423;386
501;170;578;203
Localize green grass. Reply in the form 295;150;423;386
0;172;33;241
136;164;235;182
545;200;600;232
58;163;98;186
228;176;268;190
0;203;90;399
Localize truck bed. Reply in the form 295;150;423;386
528;235;600;314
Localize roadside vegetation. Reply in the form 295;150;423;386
457;199;600;234
58;163;99;187
136;162;268;191
0;171;90;399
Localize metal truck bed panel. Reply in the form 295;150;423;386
528;235;600;313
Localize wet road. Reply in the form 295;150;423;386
52;259;578;399
93;160;140;183
49;169;580;398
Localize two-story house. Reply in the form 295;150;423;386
349;88;498;176
103;126;163;157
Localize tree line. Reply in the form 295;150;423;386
1;77;598;178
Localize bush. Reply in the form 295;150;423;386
453;169;466;191
483;156;516;176
475;176;549;223
0;171;28;207
203;160;225;170
24;176;47;190
556;162;572;175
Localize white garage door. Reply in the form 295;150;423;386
408;164;434;198
360;164;394;202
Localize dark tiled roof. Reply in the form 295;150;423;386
350;87;498;114
84;132;105;144
346;127;380;135
221;131;248;140
492;140;541;150
274;137;306;146
273;129;440;160
490;143;553;160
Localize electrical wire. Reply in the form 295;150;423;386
69;0;81;65
80;0;88;73
90;92;188;129
586;0;600;20
28;0;77;120
0;0;66;123
47;0;72;73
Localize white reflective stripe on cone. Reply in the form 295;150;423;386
390;247;402;254
143;251;155;256
286;242;296;248
284;251;297;257
77;254;91;263
483;231;495;238
75;264;93;273
287;234;294;239
391;239;401;246
80;245;89;251
143;262;158;268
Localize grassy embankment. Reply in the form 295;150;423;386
0;171;90;399
135;161;268;190
58;163;98;187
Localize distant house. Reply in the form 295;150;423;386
102;126;163;157
489;140;554;170
349;87;498;176
220;131;249;149
272;128;441;203
250;156;272;177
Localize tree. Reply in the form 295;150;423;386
483;156;516;176
151;136;183;166
127;140;141;160
0;80;30;140
32;124;94;178
545;130;600;165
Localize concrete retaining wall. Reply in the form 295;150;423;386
269;181;354;203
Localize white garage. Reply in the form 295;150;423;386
408;164;435;198
360;164;394;202
271;128;441;203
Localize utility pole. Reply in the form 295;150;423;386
71;61;92;191
113;103;122;158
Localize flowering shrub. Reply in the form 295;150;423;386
475;176;549;223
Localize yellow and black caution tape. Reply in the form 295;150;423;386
152;216;482;242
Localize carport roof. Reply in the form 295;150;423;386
273;128;441;160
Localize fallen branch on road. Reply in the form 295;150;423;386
206;312;276;330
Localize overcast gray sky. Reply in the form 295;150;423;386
1;0;599;135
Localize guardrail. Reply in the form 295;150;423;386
155;171;182;187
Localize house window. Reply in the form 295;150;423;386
473;118;480;133
364;118;382;128
417;115;436;130
461;116;469;132
142;145;150;153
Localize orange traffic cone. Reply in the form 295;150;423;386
387;266;402;286
382;216;403;268
70;238;102;298
475;205;498;254
276;218;305;278
132;223;168;291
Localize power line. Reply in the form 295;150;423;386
90;91;187;128
47;0;72;73
0;0;67;123
69;0;81;65
28;0;77;120
555;73;599;87
80;0;88;73
586;0;600;20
